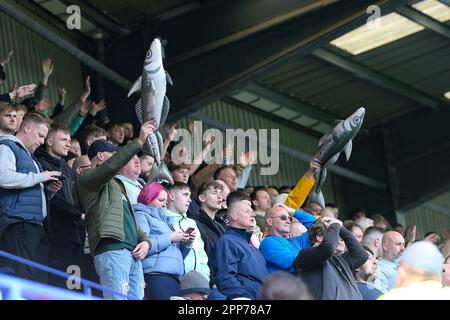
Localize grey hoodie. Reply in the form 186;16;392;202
0;135;48;218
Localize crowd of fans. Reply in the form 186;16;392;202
0;51;449;300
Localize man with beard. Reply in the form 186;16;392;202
354;246;382;300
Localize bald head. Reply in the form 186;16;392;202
382;231;405;261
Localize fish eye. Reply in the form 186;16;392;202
146;50;152;59
353;117;360;124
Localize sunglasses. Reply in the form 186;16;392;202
270;215;292;221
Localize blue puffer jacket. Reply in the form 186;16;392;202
133;203;191;276
0;139;45;232
213;227;269;300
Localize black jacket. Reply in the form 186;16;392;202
192;209;226;286
35;147;84;247
294;224;368;300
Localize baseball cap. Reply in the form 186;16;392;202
180;271;210;296
88;139;119;160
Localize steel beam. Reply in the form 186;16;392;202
162;0;415;122
59;0;130;36
245;82;340;126
0;0;132;90
190;112;387;190
396;5;450;39
223;97;323;138
313;48;440;110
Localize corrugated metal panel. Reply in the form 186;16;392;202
0;0;83;109
176;100;342;205
401;191;450;239
357;30;450;98
259;54;416;125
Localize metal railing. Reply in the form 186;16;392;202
0;249;127;300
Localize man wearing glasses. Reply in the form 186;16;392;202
373;231;406;293
259;203;317;273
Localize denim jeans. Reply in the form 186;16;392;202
94;248;145;300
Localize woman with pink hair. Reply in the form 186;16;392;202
133;182;192;300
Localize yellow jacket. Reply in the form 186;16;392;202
284;174;316;210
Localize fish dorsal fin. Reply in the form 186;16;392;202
159;96;170;128
166;72;173;86
344;140;353;161
318;133;331;146
135;98;144;124
127;76;142;97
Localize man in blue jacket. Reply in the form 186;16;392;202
0;112;62;281
259;203;316;273
213;191;268;300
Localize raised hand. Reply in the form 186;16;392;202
166;123;178;142
203;132;215;149
273;202;295;215
57;85;67;105
81;76;91;101
0;51;14;67
90;100;106;116
138;121;156;145
42;58;54;85
14;84;37;99
80;99;92;117
239;150;257;167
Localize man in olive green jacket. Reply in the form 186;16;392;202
73;121;154;300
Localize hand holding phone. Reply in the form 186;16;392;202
186;227;195;234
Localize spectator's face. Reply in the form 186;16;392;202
0;109;17;134
383;232;405;261
48;130;71;158
230;200;255;230
123;123;133;139
218;167;237;192
75;156;91;176
268;207;291;235
266;187;279;205
148;190;167;208
140;156;154;178
69;140;81;157
351;226;364;243
215;180;230;209
306;202;322;216
169;188;192;214
120;155;141;180
172;168;189;184
254;190;272;212
360;251;378;280
26;123;49;153
200;188;223;212
109;125;125;145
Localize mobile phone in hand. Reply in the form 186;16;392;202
186;227;195;234
56;174;66;181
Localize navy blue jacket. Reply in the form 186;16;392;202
0;139;45;235
213;227;268;299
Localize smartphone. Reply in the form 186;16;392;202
186;227;195;234
56;174;66;181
